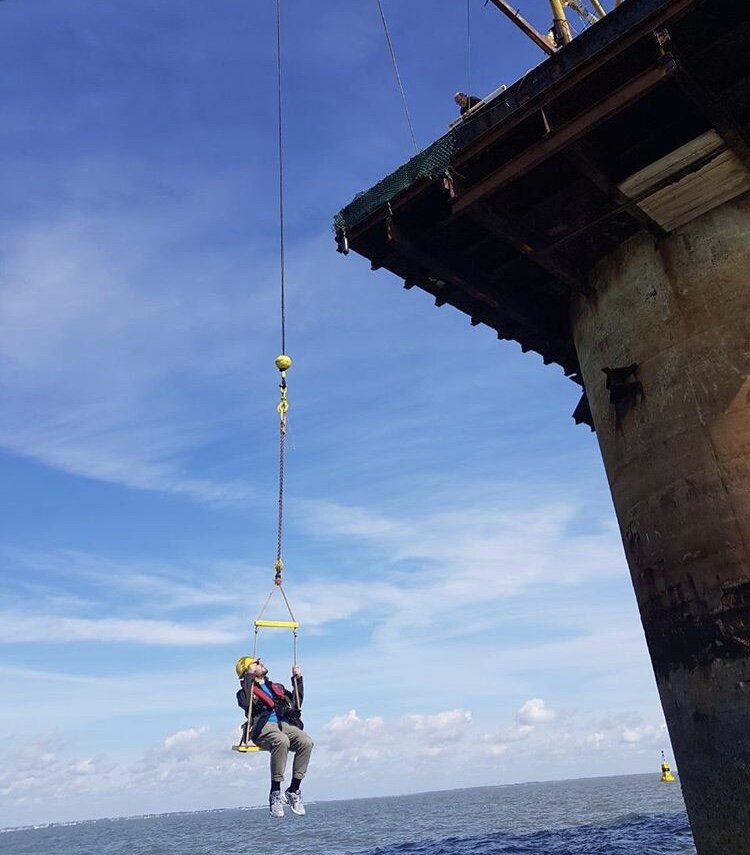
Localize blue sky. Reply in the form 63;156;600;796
0;0;671;827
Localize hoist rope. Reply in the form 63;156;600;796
259;5;298;706
273;0;289;592
235;2;301;754
275;0;287;356
375;0;418;155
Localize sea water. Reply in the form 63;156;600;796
0;773;695;855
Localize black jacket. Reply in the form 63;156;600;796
460;95;482;115
237;675;304;743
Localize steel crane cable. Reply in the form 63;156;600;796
276;0;287;357
375;0;419;155
273;0;290;592
262;1;298;678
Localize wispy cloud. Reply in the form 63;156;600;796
481;698;557;756
164;726;208;750
0;613;236;645
0;491;626;651
2;548;249;613
581;716;669;753
0;178;283;503
620;724;669;747
293;494;627;648
317;707;474;767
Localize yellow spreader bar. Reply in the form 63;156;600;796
254;619;299;629
232;744;264;753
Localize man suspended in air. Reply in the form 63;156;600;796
235;656;313;818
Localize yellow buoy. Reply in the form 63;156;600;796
660;751;676;782
275;354;292;372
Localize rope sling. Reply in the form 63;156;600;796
233;0;300;754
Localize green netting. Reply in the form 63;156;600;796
333;130;456;235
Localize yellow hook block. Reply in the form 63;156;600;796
275;354;292;372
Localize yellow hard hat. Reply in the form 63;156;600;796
235;656;255;678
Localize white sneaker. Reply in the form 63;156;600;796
269;791;285;818
284;788;306;816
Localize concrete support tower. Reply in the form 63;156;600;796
574;199;750;851
334;0;750;850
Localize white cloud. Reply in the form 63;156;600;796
316;707;474;767
0;738;118;803
0;695;674;828
487;744;509;757
517;698;556;725
497;724;535;742
620;724;667;747
321;710;386;748
621;728;642;744
164;727;208;750
573;715;669;754
479;697;557;757
0;726;262;822
480;722;532;757
401;709;472;738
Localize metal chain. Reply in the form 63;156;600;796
275;375;287;584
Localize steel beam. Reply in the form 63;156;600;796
468;202;588;293
486;0;556;55
385;217;573;358
453;59;676;214
673;60;750;173
562;141;668;239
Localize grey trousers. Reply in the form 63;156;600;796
255;721;314;783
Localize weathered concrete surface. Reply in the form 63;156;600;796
572;195;750;854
